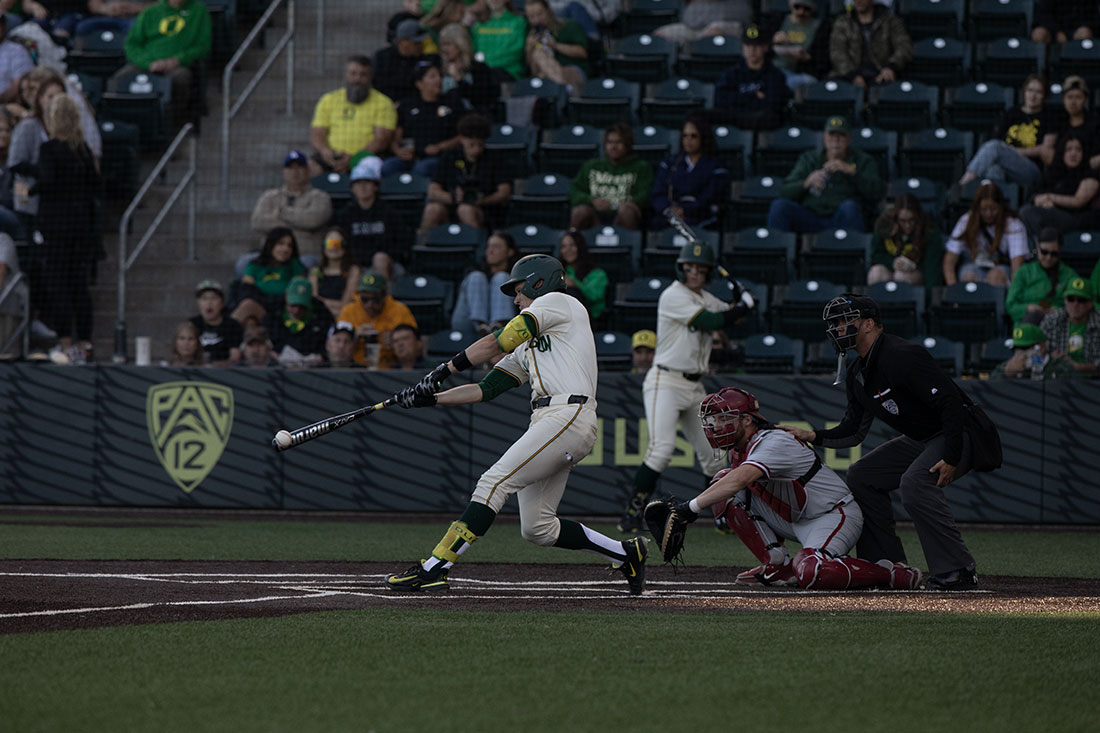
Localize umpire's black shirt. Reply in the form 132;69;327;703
815;332;970;466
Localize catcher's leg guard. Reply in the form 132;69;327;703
725;500;788;566
793;548;893;589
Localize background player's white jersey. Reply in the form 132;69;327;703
494;292;598;401
741;429;853;522
654;281;731;374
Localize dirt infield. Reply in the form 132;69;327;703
2;559;1097;635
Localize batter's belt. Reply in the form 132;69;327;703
656;364;702;381
532;394;589;409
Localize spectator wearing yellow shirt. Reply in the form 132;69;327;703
337;270;418;369
309;55;397;176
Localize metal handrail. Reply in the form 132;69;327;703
221;0;296;205
113;123;198;363
0;270;28;356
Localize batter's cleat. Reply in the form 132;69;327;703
385;561;450;592
922;567;978;591
617;510;644;534
735;562;798;587
877;560;922;590
618;536;648;595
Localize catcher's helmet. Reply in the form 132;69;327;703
675;241;715;282
500;254;566;299
699;387;765;450
822;293;881;353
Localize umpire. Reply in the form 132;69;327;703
780;294;981;590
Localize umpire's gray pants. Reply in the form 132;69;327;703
844;433;975;577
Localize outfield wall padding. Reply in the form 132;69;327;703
0;365;1096;524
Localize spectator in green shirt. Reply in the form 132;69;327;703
472;0;527;83
1039;276;1100;376
569;122;654;231
523;0;589;89
1004;228;1078;325
990;322;1080;380
558;228;608;320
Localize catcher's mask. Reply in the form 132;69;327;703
500;254;566;299
823;293;881;353
700;387;765;450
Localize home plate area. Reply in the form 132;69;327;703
0;560;1096;634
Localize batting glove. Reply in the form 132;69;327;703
395;384;438;409
419;362;452;393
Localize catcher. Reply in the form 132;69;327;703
645;387;922;590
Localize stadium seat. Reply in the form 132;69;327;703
1051;39;1100;89
410;223;485;281
941;82;1014;135
914;335;965;377
713;124;752;181
642;227;720;275
708;278;768;338
677;35;742;83
586;225;642;283
379;172;429;246
504;223;564;255
310;172;351;209
791;79;863;129
729;226;796;286
968;0;1032;44
1060;231;1100;278
898;0;964;40
100;71;172;151
927;281;1006;346
427;327;477;359
887;176;944;218
392;274;453;335
730;176;783;230
754;126;822;178
99;118;141;199
507;77;566;128
849;125;898;181
606;33;676;83
537;123;603;178
800;229;871;287
975;37;1044;87
66;27;127;78
632;124;676;168
618;0;683;37
769;279;847;342
867;280;926;338
611;276;670;333
867;80;938;132
593;331;634;371
899;127;973;187
486;123;535;179
971;335;1014;375
67;72;104;109
742;333;803;374
907;36;970;88
508;173;572;228
566;77;641;127
640;77;715;128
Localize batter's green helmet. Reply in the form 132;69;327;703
675;241;715;282
500;254;565;299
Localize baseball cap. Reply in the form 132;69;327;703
350;155;382;183
357;270;388;293
1063;75;1089;95
395;19;428;42
243;324;271;346
284;150;308;167
195;278;224;298
632;329;656;350
327;320;355;339
824;115;851;135
286;276;312;307
1064;277;1094;300
826;293;881;321
1012;323;1046;348
742;23;769;45
1038;227;1061;245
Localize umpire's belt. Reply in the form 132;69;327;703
532;394;589;409
656;364;702;381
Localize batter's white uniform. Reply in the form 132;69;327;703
728;429;862;556
473;291;599;545
642;280;731;476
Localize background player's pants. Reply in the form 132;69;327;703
845;433;974;576
471;403;597;546
728;488;863;558
642;367;724;477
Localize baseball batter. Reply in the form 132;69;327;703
657;387;921;590
386;254;648;595
618;241;751;533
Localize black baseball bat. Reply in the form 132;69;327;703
271;397;396;452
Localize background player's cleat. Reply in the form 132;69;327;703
617;511;644;534
385;562;450;592
618;536;648;595
736;562;797;586
713;514;734;534
877;560;922;590
922;567;978;591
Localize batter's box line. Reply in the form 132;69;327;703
0;591;344;620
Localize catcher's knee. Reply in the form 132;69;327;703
520;516;560;547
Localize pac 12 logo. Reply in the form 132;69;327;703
146;382;234;493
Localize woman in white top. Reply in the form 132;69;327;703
942;182;1029;286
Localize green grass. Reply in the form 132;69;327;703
2;610;1098;733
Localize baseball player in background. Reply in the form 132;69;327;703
386;254;648;595
659;387;921;590
618;241;753;533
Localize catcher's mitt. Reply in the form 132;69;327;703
644;499;698;564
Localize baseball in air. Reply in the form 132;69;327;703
274;430;293;449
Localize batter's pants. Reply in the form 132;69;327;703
642;368;725;477
471;402;598;546
845;433;975;577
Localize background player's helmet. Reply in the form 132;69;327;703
500;254;566;299
822;293;881;352
675;241;715;282
700;387;766;449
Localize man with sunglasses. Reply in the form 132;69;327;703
337;270;417;369
1040;277;1100;376
1005;228;1079;324
771;0;831;91
780;294;982;590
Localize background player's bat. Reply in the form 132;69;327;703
271;397;396;452
662;207;756;308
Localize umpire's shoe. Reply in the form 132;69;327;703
619;537;648;595
386;561;450;592
923;567;978;591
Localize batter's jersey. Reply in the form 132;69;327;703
654;281;731;374
494;292;598;402
740;428;852;522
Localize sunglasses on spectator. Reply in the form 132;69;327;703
1066;296;1090;303
1037;248;1060;257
